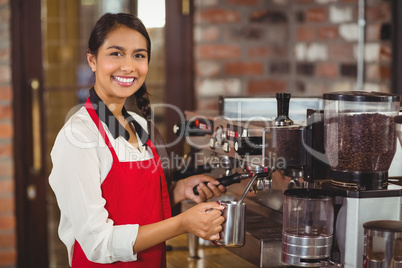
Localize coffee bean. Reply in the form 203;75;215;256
325;113;396;172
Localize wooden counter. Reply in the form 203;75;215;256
166;234;256;268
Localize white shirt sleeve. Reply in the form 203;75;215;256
49;110;138;265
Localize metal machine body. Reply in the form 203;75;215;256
334;192;402;267
176;95;402;267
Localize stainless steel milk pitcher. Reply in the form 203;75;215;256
214;200;246;247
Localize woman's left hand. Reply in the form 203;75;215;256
183;174;226;203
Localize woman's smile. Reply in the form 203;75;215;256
112;75;136;86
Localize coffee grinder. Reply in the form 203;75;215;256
282;188;335;266
321;91;402;267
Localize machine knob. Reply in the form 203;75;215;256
173;124;180;135
234;137;263;155
209;137;216;149
223;141;230;153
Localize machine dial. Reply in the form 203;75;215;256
234;137;263;155
215;125;226;146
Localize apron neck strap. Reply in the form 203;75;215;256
84;98;119;163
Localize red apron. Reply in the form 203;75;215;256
72;98;171;267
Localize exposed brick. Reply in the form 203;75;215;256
0;86;12;101
295;43;328;61
0;122;12;139
0;47;10;61
339;23;358;41
366;2;391;21
0;8;10;23
316;62;338;78
250;10;288;24
0;250;17;266
196;98;220;111
380;23;391;41
329;5;353;24
317;0;337;3
269;62;290;74
297;63;315;76
272;0;288;5
194;26;220;42
229;27;264;40
0;197;14;213
307;43;328;61
225;62;263;75
196;9;241;24
0;233;16;248
366;64;391;81
0;160;13;177
340;63;357;78
0;179;14;195
366;23;381;41
305;82;330;96
332;81;353;92
0;0;10;6
328;43;354;61
194;0;219;7
306;7;328;22
0;142;12;158
197;44;241;60
379;44;391;62
296;0;313;3
197;78;242;97
266;25;289;44
247;79;286;95
317;26;338;40
195;61;221;77
226;0;259;5
365;43;380;62
0;65;11;84
295;11;305;23
248;46;271;58
0;215;15;230
295;81;306;93
0;104;12;120
296;26;315;42
248;45;287;58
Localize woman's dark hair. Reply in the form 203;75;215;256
88;13;172;185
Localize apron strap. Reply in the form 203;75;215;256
84;98;119;163
147;139;172;219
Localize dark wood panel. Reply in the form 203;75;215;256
11;0;48;267
165;0;195;155
392;0;402;95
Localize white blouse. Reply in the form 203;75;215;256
49;104;153;266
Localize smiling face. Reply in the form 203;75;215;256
87;25;149;106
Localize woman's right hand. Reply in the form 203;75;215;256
179;202;225;240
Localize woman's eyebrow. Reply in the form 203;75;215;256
107;45;125;51
134;48;148;53
106;46;148;54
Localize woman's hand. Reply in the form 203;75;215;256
179;202;225;240
183;174;226;203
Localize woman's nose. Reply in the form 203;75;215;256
121;58;135;72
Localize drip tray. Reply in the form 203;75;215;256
225;215;285;267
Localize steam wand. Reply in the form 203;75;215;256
237;169;276;204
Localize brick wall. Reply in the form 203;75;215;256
194;0;392;110
0;0;16;267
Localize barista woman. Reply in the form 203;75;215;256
49;13;226;267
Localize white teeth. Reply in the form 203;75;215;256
114;76;134;83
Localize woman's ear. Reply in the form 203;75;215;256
87;50;97;72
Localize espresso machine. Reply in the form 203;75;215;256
174;91;402;267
